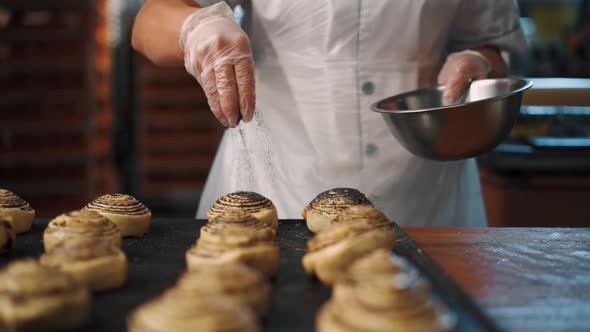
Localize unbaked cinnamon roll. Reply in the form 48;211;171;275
175;263;270;316
0;259;90;332
0;213;15;254
302;188;373;233
333;272;432;312
317;273;454;332
86;193;151;237
127;288;260;332
0;189;35;234
208;192;278;230
40;238;127;291
186;222;279;277
43;209;121;252
346;248;414;279
203;208;276;241
302;219;395;285
332;205;391;227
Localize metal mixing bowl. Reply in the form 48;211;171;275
370;78;533;161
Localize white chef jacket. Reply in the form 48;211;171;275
195;0;526;227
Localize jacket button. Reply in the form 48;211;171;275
365;143;378;157
362;81;375;95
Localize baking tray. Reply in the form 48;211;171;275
0;219;501;332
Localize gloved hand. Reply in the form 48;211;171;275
437;50;491;103
179;2;255;127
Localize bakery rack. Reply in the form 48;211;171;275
0;0;116;216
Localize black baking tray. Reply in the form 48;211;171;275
0;219;501;332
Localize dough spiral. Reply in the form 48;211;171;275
346;248;413;278
318;272;454;332
203;208;276;241
43;209;121;252
332;205;391;227
0;189;35;234
0;259;90;332
86;193;151;237
208;192;278;230
0;213;16;253
302;218;395;285
186;219;279;277
40;238;128;291
175;263;270;316
302;188;373;233
127;288;260;332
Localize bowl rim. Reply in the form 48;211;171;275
370;77;533;114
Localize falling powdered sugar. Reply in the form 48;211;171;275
227;109;277;196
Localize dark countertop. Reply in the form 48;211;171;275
407;227;590;332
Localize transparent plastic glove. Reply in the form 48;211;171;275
437;50;491;103
179;2;255;127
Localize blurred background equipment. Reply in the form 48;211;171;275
478;0;590;227
0;0;116;216
0;0;589;225
0;0;224;218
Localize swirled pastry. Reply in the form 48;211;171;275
302;219;394;285
346;248;414;279
40;239;127;291
333;272;432;311
86;193;151;237
203;208;276;241
175;263;270;316
332;205;390;227
186;222;279;277
208;192;278;230
317;273;454;332
0;213;15;254
302;188;373;233
43;209;121;252
0;259;90;332
0;189;35;234
127;288;260;332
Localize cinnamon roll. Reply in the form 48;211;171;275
186;222;279;277
302;188;373;233
203;208;276;241
0;189;35;234
43;209;121;253
301;219;395;285
127;288;260;332
175;263;270;316
317;273;454;332
40;239;127;291
208;192;278;230
346;248;414;279
86;193;151;237
332;205;390;227
0;259;90;332
0;213;15;254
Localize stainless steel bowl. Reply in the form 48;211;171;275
370;78;533;161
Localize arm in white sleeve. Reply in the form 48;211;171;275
448;0;527;54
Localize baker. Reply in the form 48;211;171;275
132;0;526;226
